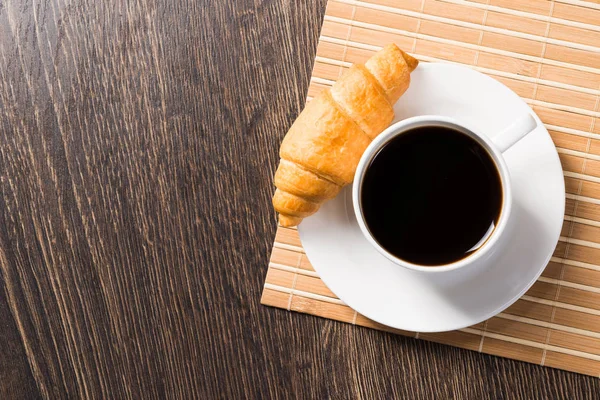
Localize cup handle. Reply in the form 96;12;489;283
491;114;538;153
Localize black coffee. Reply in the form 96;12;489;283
361;126;503;266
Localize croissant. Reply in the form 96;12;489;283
273;44;418;227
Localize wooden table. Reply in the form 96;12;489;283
0;0;598;398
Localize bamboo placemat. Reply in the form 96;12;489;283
261;0;600;377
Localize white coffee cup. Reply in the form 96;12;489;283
353;114;537;273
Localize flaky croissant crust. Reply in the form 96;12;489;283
273;44;418;227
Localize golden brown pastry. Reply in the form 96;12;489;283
273;44;418;227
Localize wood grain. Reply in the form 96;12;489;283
0;0;598;398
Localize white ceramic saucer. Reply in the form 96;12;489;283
298;63;565;332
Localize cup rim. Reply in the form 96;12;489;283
352;115;513;273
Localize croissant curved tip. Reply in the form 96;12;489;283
279;214;303;227
384;43;418;72
402;50;419;72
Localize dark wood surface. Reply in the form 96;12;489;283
0;0;598;398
